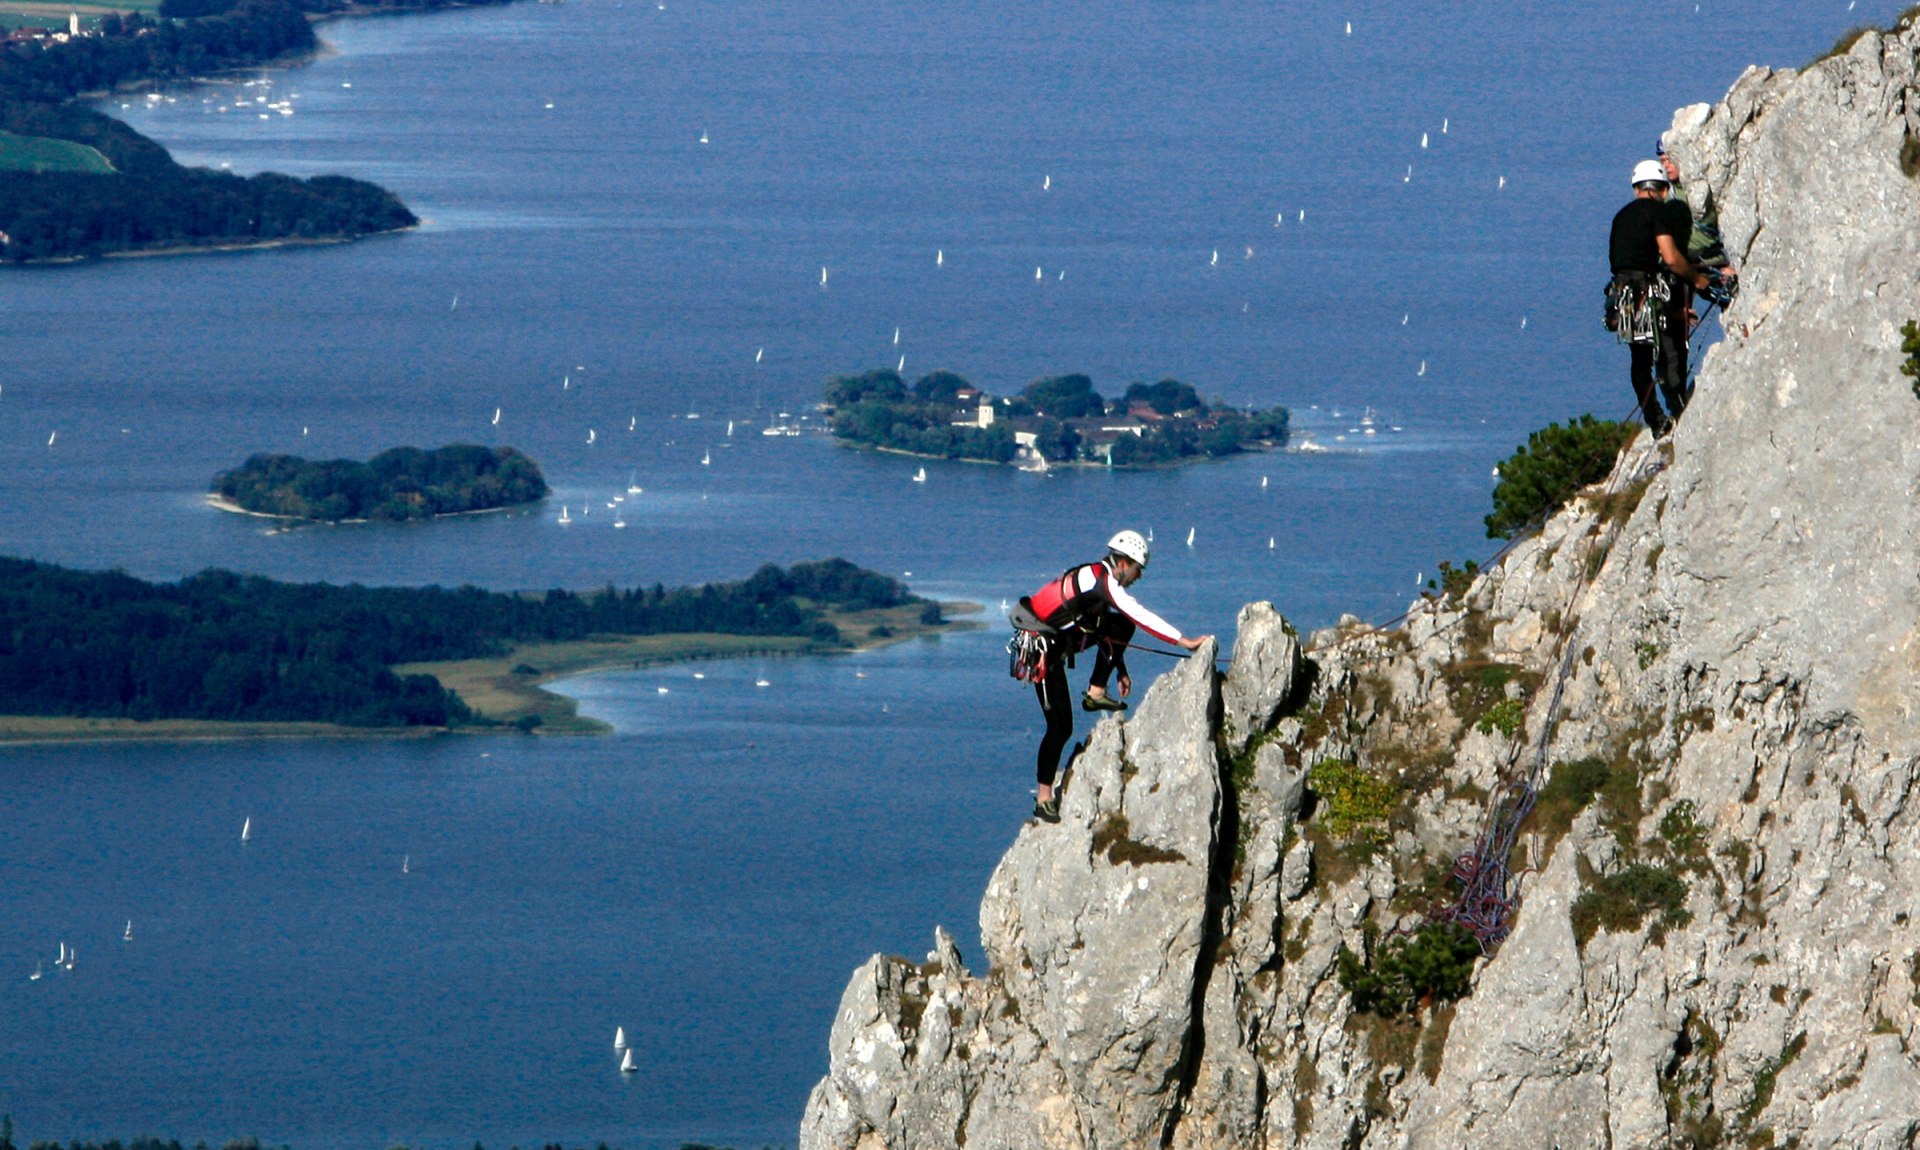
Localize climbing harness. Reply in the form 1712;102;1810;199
1608;271;1672;345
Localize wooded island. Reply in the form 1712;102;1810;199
212;444;549;522
824;369;1290;468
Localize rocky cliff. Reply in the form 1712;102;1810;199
800;20;1920;1149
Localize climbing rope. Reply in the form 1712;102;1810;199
1429;436;1672;950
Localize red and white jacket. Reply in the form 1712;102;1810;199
1025;562;1183;645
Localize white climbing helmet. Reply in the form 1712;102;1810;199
1631;159;1670;188
1107;529;1151;570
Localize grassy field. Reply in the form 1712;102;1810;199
397;634;821;734
0;601;978;743
396;601;974;734
0;130;116;173
0;0;165;23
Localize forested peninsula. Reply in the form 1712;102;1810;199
0;556;941;737
0;0;500;262
213;444;549;521
824;369;1289;469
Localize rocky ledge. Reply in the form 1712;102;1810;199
801;18;1920;1150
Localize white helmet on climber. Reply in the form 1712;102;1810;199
1107;529;1150;570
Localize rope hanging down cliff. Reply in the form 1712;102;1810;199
1431;441;1670;950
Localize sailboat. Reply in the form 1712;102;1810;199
627;473;642;494
29;962;42;981
56;941;67;967
912;467;926;483
620;1048;638;1073
701;449;711;466
820;267;829;288
726;421;734;437
63;947;75;971
492;407;501;426
1261;475;1268;488
402;855;411;874
124;920;133;941
615;1027;628;1050
558;506;572;525
241;816;252;843
1186;527;1195;546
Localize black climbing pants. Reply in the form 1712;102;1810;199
1629;289;1690;425
1034;653;1074;787
1031;613;1134;787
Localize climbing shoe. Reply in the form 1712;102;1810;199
1081;692;1127;713
1032;796;1061;824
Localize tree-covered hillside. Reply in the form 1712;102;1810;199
0;0;441;262
0;557;924;727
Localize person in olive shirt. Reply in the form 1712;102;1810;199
1660;145;1731;270
1609;160;1720;436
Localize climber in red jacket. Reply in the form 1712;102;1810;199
1010;529;1210;823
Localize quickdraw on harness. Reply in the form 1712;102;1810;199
1605;271;1672;345
1007;626;1052;684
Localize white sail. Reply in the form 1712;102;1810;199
1186;527;1195;546
615;1027;627;1050
241;816;252;842
620;1048;638;1073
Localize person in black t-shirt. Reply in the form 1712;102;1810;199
1609;160;1718;436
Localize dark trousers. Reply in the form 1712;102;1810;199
1032;613;1134;786
1630;292;1690;424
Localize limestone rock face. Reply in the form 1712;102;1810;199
802;21;1920;1150
1223;600;1302;754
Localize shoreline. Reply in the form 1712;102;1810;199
0;601;983;744
846;437;1287;471
203;491;532;526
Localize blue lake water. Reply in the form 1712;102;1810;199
0;1;1898;1145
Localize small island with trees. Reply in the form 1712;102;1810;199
0;555;953;739
211;444;550;522
823;368;1289;469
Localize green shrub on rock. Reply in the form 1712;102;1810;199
1901;319;1920;399
1337;922;1481;1018
1484;415;1638;539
